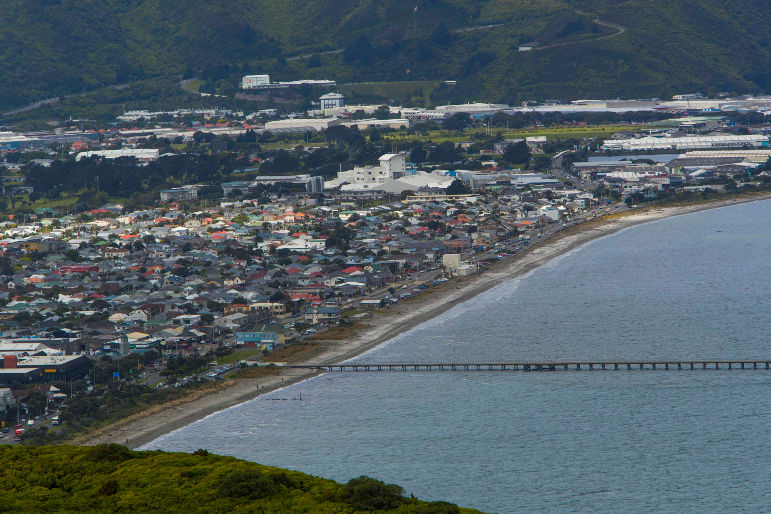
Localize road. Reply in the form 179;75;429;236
534;11;627;51
3;79;149;117
286;49;344;62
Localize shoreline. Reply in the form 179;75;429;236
82;193;771;449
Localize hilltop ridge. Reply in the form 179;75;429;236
1;1;770;111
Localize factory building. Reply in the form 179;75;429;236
602;135;770;152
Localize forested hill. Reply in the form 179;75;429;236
0;445;477;512
1;0;770;111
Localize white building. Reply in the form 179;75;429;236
264;118;341;132
340;118;410;130
602;135;770;152
336;166;392;187
672;93;703;100
537;205;561;221
435;103;509;116
75;149;160;162
378;154;406;178
328;153;408;190
319;93;345;111
241;75;271;89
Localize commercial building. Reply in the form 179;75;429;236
0;354;88;385
0;388;16;417
435;103;509;117
327;153;407;190
75;149;160;162
319;93;345;111
251;174;325;194
0;368;42;386
235;331;279;349
602;135;770;152
15;355;90;382
241;75;335;90
264;118;341;132
20;238;67;254
677;150;771;162
241;74;271;89
378;153;407;178
340;118;410;130
160;185;201;203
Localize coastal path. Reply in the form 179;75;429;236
290;360;771;372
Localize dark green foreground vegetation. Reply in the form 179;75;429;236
0;445;476;513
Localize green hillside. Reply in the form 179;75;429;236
1;0;769;112
0;445;477;513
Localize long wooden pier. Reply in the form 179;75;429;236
289;360;771;372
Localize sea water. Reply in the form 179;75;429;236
144;200;771;513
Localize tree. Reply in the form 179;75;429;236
530;154;552;171
218;469;277;500
343;35;373;64
374;105;391;120
409;143;427;163
339;476;405;511
430;23;453;45
262;150;300;174
446;179;470;195
442;113;471;131
428;142;460;163
193;131;216;143
25;390;48;417
307;54;322;68
504;140;530;164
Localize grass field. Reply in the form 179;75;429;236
252;123;645;152
181;79;204;93
382;124;646;144
217;347;264;365
338;80;440;104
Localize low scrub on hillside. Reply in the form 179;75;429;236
0;445;477;513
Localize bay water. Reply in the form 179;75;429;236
144;200;771;512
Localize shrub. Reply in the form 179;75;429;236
217;469;277;500
87;444;135;463
416;501;461;513
339;476;405;511
98;479;119;496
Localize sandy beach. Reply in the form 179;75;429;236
82;194;771;449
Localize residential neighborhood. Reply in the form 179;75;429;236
2;93;771;442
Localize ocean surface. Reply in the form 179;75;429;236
144;200;771;513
